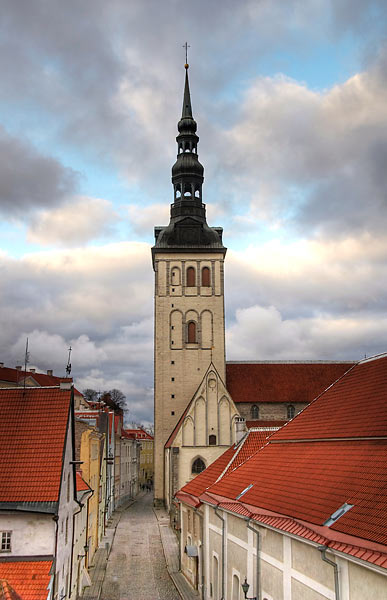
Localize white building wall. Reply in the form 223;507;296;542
55;409;79;600
0;512;54;556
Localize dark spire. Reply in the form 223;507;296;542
152;61;225;256
182;67;193;118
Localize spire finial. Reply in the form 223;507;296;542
183;42;190;69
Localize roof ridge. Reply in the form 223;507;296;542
226;360;356;364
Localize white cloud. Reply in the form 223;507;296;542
27;196;118;245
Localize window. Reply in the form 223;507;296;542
187;321;197;343
186;266;195;287
192;457;206;474
251;405;259;419
209;434;216;446
202;266;210;287
287;405;295;419
0;532;11;552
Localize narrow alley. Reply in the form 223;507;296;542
99;492;182;600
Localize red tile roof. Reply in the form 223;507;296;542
177;430;271;501
0;561;52;600
271;356;387;440
0;387;71;502
179;355;387;568
0;365;71;388
178;445;238;501
246;420;287;428
226;361;354;404
76;471;91;492
123;428;153;440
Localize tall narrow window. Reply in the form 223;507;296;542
188;321;197;343
209;434;216;446
251;405;259;419
186;266;195;287
192;457;206;474
287;405;295;419
201;266;210;287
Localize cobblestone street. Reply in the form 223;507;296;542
100;492;182;600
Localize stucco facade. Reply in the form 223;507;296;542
165;363;239;510
180;503;387;600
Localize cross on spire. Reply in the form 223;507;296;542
183;42;190;68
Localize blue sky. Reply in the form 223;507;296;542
1;0;387;424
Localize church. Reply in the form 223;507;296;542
151;63;354;511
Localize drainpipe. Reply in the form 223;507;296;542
245;519;261;600
318;546;340;600
194;507;204;600
214;506;226;600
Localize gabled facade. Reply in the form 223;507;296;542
164;363;240;512
0;384;79;599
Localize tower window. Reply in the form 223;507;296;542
209;435;216;446
187;321;197;343
287;405;295;419
201;266;210;287
192;457;206;474
186;267;195;287
251;405;259;419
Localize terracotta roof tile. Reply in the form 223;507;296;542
76;472;91;492
226;361;354;404
246;420;287;428
271;356;387;440
0;561;52;600
0;387;71;502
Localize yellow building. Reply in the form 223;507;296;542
124;428;154;487
75;420;105;566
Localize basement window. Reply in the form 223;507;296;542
236;483;253;500
323;503;354;527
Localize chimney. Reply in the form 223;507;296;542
0;362;3;368
15;365;22;371
235;417;247;444
47;369;53;376
29;368;36;373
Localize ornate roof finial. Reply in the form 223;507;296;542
183;42;190;69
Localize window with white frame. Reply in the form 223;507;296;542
0;531;11;552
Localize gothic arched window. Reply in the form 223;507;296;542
209;434;216;446
287;405;295;419
186;267;195;287
251;404;259;419
187;321;197;343
201;266;210;287
192;457;206;474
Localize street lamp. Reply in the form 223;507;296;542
241;577;257;600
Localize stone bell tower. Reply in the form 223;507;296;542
152;62;227;505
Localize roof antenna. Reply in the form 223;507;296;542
66;346;72;376
23;337;29;394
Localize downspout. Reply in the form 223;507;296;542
246;519;261;600
318;546;340;600
52;514;59;599
214;506;226;600
194;507;204;600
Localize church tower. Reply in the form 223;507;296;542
152;63;227;505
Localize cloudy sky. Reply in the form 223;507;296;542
1;0;387;425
